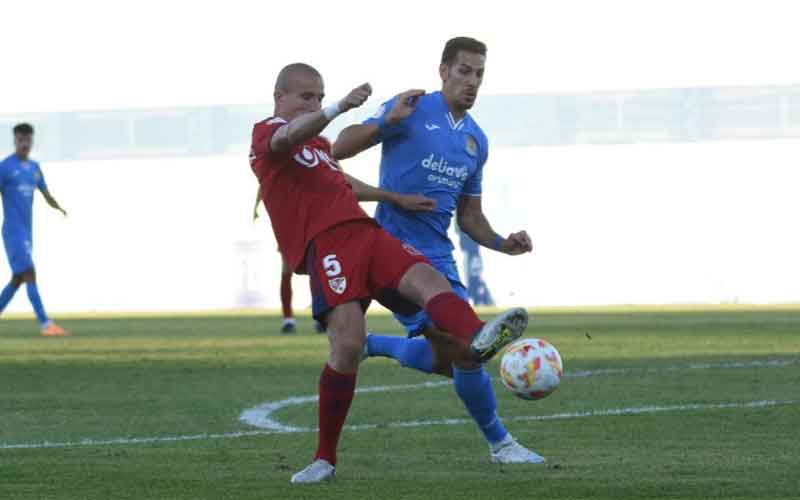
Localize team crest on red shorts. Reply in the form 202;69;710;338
402;243;422;256
329;277;347;295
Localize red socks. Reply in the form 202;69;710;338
314;364;357;466
280;271;293;319
425;292;485;343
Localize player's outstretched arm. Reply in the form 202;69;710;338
41;189;67;217
344;173;435;212
457;195;532;255
333;89;425;160
271;83;372;153
332;124;380;160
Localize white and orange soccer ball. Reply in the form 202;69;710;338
499;338;564;400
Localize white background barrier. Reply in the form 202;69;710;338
4;139;799;313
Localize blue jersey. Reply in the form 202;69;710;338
363;91;488;259
0;154;47;242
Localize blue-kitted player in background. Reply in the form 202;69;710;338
335;37;541;464
0;123;69;336
457;223;495;306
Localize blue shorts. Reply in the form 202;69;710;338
394;255;469;337
3;238;34;274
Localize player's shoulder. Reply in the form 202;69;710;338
252;116;288;146
465;115;488;146
264;116;287;126
416;92;442;112
254;116;287;131
0;155;13;173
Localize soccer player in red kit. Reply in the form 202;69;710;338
250;63;528;483
253;177;436;335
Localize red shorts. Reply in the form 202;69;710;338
305;220;429;324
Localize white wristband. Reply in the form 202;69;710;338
322;101;343;121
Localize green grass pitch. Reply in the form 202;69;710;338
1;307;799;499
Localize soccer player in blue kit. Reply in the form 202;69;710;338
0;124;69;336
334;37;543;463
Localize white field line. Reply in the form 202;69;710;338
567;358;798;378
1;358;797;451
241;358;800;431
3;399;796;450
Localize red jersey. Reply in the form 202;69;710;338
249;116;372;272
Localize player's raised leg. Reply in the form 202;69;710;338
365;330;440;374
396;262;526;363
291;302;364;483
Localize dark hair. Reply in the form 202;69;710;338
275;62;322;91
441;37;487;65
13;123;34;135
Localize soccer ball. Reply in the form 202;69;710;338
499;338;564;400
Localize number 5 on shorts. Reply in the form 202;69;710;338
323;254;342;277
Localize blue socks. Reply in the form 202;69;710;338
366;333;510;446
0;282;19;313
25;282;50;326
453;365;509;445
366;335;434;374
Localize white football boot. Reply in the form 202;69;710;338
490;435;546;464
471;308;529;363
290;459;336;484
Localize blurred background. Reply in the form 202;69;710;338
1;0;798;313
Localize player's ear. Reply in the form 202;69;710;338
439;63;449;83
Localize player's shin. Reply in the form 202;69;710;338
25;282;49;325
453;364;509;446
314;363;357;466
280;270;293;319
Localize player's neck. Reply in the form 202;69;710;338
441;91;467;122
15;152;29;161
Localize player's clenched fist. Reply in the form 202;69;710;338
386;89;425;125
339;83;373;112
501;230;533;255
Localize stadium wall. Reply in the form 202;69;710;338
4;138;798;314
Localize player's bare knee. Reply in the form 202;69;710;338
328;333;363;372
